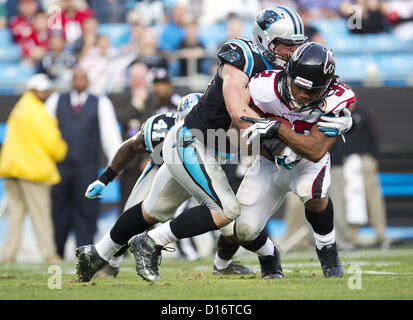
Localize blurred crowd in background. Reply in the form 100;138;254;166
0;0;411;94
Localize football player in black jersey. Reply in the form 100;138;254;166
76;6;353;282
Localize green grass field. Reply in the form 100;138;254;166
1;247;412;300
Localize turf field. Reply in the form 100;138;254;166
0;247;412;300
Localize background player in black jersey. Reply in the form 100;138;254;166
76;94;254;281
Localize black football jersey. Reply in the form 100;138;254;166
141;112;176;164
184;38;275;143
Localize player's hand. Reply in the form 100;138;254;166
85;180;106;199
276;146;297;170
240;116;281;145
317;108;353;137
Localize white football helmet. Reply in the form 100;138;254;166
176;92;203;123
252;6;307;68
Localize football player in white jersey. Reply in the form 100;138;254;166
238;42;356;277
126;41;354;281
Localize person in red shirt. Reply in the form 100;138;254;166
20;11;50;63
9;0;39;43
58;0;94;44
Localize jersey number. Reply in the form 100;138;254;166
293;120;313;135
329;82;350;97
152;119;168;139
253;70;274;79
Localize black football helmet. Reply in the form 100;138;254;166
281;42;336;111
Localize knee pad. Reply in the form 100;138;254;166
234;220;261;243
295;177;317;204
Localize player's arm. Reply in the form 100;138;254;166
222;63;260;130
242;117;336;163
108;131;146;173
277;124;336;163
85;131;146;199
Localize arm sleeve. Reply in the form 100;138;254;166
98;95;123;162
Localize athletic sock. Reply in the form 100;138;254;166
216;234;240;260
305;197;336;250
147;221;178;247
170;205;219;239
213;235;240;269
149;206;219;247
108;254;123;268
241;228;274;256
95;231;124;262
253;237;275;256
214;252;231;270
113;245;128;257
109;201;152;245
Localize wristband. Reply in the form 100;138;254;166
98;166;118;185
271;121;281;138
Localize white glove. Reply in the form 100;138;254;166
276;146;298;170
85;180;106;199
317;108;353;137
240;116;281;145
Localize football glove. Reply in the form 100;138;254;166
276;146;297;170
317;108;353;137
240;116;281;145
262;137;288;159
85;180;106;199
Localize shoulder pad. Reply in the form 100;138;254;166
319;81;356;116
217;38;258;77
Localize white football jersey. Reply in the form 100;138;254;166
248;69;356;135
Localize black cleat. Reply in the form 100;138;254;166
258;246;284;279
93;263;120;279
128;232;164;282
316;242;343;278
212;261;255;275
75;245;107;282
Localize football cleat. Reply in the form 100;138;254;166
75;245;107;282
92;263;120;279
212;261;255;275
258;246;284;279
316;242;343;278
128;232;165;282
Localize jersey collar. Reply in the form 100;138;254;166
260;53;274;70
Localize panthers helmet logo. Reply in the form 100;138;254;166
256;10;282;31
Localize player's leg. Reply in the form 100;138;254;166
234;156;289;278
93;162;160;279
76;164;180;282
129;125;241;281
212;164;253;275
290;153;343;278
